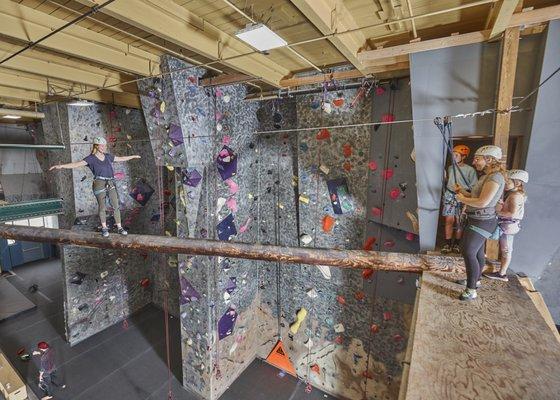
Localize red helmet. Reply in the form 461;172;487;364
38;341;49;350
453;144;470;157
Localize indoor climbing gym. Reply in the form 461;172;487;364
1;1;559;400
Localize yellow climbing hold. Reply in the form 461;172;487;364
289;308;308;335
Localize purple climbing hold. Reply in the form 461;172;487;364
179;276;201;304
216;146;237;181
217;214;237;241
218;307;238;340
181;168;202;187
225;277;237;294
168;124;184;146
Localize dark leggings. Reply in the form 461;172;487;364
461;217;498;289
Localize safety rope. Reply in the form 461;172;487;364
433;117;472;191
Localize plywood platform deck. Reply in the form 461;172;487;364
404;272;560;400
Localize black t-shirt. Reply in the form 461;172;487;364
83;153;115;178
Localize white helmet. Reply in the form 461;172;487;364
474;145;502;160
93;136;107;145
508;169;529;183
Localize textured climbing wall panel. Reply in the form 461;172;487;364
41;103;160;345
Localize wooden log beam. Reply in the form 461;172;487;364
0;225;464;273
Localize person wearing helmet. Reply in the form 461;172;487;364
49;136;141;237
454;145;506;301
441;144;478;254
484;169;529;282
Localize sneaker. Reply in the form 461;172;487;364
455;279;481;288
452;244;461;254
118;227;128;236
483;272;509;282
459;288;478;301
441;244;452;254
101;227;109;237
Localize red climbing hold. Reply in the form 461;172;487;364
370;324;379;334
316;128;331;140
393;334;403;342
311;364;320;375
342;143;352;158
363;236;376;251
140;278;150;288
368;160;378;171
371;207;383;217
375;86;386;96
332;98;344;107
163;189;172;196
343;162;353;172
381;113;395;123
336;295;346;305
389;187;401;200
384;240;395;248
334;335;344;344
405;232;415;241
355;291;365;301
362;269;375;280
383;311;392;321
108;135;117;143
381;169;394;180
322;215;335;233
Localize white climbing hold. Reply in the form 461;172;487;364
316;265;331;280
306;288;318;299
100;271;108;279
300;233;313;245
334;323;345;333
223;292;231;302
229;342;238;355
216;197;226;211
304;338;313;348
319;165;330;175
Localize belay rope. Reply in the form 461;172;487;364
434;117;473;192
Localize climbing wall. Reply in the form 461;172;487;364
40;103;160;345
139;56;263;399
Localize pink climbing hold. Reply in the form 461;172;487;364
225;179;239;195
222;135;231;145
383;311;392;321
239;217;252;233
381;169;394;180
393;334;403;342
375;86;386;96
384;240;395;248
405;232;415;241
381;113;395;123
389;187;400;200
336;295;346;305
371;207;382;217
368;160;378;171
226;197;238;212
114;172;125;180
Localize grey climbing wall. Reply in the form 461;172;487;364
511;21;560;323
40;103;160;345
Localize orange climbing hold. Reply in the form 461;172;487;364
343;162;353;172
311;364;320;375
355;291;365;301
362;269;374;280
336;295;346;305
316;128;331;140
342;143;352;158
322;215;335;232
363;236;376;251
266;340;296;376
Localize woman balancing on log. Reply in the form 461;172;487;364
454;145;506;301
49;136;141;237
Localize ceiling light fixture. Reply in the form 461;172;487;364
235;23;287;52
67;99;94;107
2;115;22;119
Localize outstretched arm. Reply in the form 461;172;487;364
114;155;141;162
49;160;87;171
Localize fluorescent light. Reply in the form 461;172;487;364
68;99;94;107
235;23;287;51
2;115;22;119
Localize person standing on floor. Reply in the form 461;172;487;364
441;144;478;254
484;169;529;282
49;137;141;237
33;341;63;400
454;145;506;301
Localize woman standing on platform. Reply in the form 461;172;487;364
454;145;506;301
484;169;529;282
49;136;141;237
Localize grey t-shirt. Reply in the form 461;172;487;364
446;164;478;191
466;172;505;216
83;153;115;179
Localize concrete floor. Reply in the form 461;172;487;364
0;258;337;400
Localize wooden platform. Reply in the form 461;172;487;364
402;272;560;400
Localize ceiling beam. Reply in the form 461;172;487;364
0;43;135;93
290;0;368;73
0;2;160;76
489;0;520;38
74;0;289;87
0;98;33;109
357;5;560;62
200;74;254;87
0;86;45;103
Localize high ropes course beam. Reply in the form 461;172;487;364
0;225;464;273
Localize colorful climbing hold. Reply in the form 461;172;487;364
336;295;346;305
375;86;386;96
334;335;344;345
316;128;331;140
218;307;238;340
362;269;374;280
371;207;383;217
140;278;150;288
342;143;352;158
343;162;353;172
333;97;344;107
368;160;378;171
405;232;416;241
311;364;320;375
370;324;380;334
363;236;376;251
381;113;395;123
289;308;308;335
322;215;335;233
394;334;403;342
384;240;395;248
389;187;401;200
381;169;394;180
355;291;365;301
383;311;392;321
